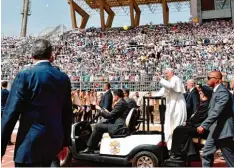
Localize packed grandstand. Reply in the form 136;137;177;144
1;20;234;91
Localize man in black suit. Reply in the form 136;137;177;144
197;71;234;167
165;86;212;163
185;79;200;119
1;81;9;115
1;81;14;145
1;39;73;167
82;89;129;153
99;82;113;112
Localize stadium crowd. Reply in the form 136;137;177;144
1;20;234;88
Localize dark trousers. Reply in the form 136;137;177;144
73;105;83;123
84;107;92;121
171;125;199;155
202;134;234;167
87;123;111;149
146;106;154;123
91;105;96;121
2;111;13;144
15;160;52;167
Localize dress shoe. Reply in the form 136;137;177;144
164;158;185;167
80;148;94;154
170;154;183;160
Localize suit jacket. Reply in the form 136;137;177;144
187;100;209;127
1;89;9;112
201;84;234;140
186;88;200;119
1;62;73;164
124;97;137;109
99;90;113;112
100;98;130;136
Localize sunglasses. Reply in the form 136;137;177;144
207;76;217;80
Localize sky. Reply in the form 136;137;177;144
1;0;190;36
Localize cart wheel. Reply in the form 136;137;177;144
132;151;159;167
58;147;72;167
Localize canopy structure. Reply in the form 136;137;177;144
67;0;189;30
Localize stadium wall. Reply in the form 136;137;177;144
191;0;234;22
202;9;231;19
232;0;234;23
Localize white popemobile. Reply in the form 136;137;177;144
59;96;169;167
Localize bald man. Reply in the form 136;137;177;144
185;79;200;119
155;68;187;150
197;71;234;167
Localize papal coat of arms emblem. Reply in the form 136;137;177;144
109;140;120;155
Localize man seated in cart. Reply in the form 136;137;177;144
81;89;130;153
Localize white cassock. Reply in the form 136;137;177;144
155;75;187;150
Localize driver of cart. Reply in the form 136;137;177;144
81;89;130;153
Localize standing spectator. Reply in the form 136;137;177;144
185;79;200;119
145;92;155;124
131;92;142;107
155;68;187;150
1;81;9;115
1;39;73;167
90;90;98;121
84;90;92;121
1;81;13;145
197;71;234;167
99;82;113;112
80;90;86;121
72;89;83;122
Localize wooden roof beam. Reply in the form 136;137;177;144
99;0;115;30
162;0;169;24
129;0;141;27
68;0;90;29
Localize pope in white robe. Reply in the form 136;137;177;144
154;68;187;150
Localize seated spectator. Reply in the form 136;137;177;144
165;86;212;163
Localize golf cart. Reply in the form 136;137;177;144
59;96;169;167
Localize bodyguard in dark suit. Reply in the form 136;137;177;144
185;79;200;119
1;39;73;167
1;81;14;146
197;71;234;167
82;89;129;153
99;82;113;112
166;86;212;162
1;81;9;114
